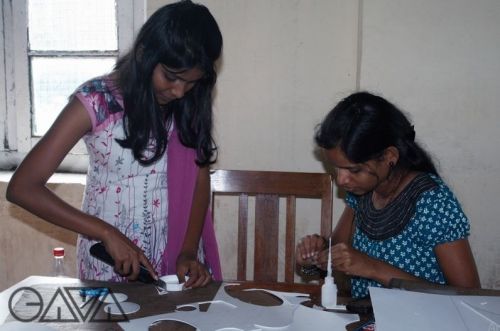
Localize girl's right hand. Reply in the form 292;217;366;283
295;234;327;266
101;229;158;281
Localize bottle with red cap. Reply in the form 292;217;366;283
52;247;66;277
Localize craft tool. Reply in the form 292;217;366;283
89;242;167;289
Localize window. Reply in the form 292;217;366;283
0;0;145;172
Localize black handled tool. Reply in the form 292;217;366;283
89;242;166;288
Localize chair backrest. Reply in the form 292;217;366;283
210;169;333;283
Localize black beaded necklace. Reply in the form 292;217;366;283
356;172;437;240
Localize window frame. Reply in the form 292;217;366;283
0;0;145;172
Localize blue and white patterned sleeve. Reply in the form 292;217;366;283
418;183;470;246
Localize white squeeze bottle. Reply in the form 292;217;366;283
321;237;337;309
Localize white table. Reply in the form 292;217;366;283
0;276;79;324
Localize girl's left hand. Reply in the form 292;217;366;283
176;252;212;288
319;243;375;278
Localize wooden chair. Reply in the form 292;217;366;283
210;169;333;283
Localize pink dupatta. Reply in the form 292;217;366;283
162;129;222;280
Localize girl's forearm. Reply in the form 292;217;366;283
362;256;421;286
180;167;210;255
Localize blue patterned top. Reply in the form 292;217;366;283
345;173;470;298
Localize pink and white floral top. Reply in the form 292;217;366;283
74;76;169;281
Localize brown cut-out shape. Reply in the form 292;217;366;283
225;287;283;307
149;319;196;331
176;305;197;312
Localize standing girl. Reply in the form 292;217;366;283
7;0;223;288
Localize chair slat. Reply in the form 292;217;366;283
211;170;329;197
285;196;296;283
211;170;333;283
321;195;333;237
254;194;279;281
237;194;248;280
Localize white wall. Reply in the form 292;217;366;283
149;0;500;288
149;0;359;281
150;0;358;174
359;0;500;289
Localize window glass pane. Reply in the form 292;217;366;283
31;57;116;136
28;0;117;51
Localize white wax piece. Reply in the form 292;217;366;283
105;302;140;315
99;292;128;303
159;274;189;291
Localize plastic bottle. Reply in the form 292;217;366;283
321;238;338;309
52;247;66;277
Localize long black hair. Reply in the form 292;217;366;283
315;92;438;175
114;0;222;166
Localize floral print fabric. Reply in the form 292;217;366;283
74;76;168;281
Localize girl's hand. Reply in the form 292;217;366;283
326;243;374;278
176;252;212;288
296;234;327;266
102;229;157;281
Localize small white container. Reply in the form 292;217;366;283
159;274;189;291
